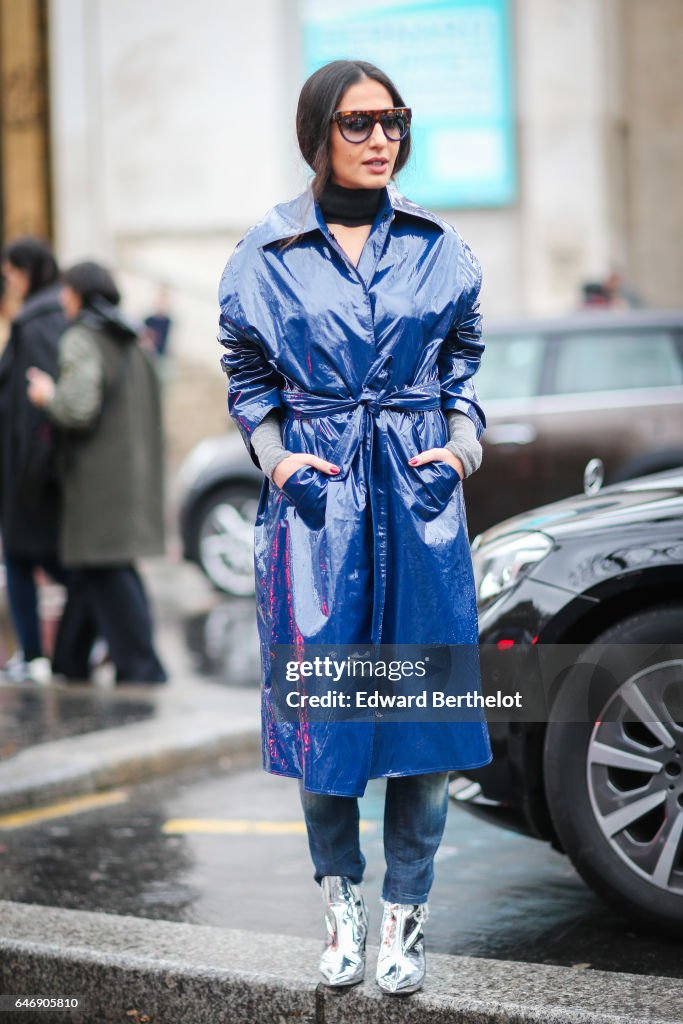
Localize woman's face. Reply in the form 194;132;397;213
2;260;30;303
60;284;82;321
329;78;400;190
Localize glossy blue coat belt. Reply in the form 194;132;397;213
279;379;442;480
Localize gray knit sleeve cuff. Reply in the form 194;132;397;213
250;410;292;480
252;408;482;481
444;410;483;479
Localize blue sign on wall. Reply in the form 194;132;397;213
301;0;516;209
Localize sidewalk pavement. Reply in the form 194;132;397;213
0;555;262;814
2;898;683;1024
0;673;260;813
1;624;682;1022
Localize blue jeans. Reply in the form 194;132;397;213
4;554;70;661
298;772;450;904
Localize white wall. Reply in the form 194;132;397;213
49;0;306;362
50;0;305;242
94;0;301;235
513;0;623;313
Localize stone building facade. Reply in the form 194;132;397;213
1;0;681;365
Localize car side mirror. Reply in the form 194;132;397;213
583;458;605;495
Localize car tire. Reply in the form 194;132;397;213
544;605;683;936
192;483;261;596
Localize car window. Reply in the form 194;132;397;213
551;330;683;394
475;334;545;400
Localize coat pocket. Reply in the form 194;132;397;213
408;458;462;521
279;465;328;531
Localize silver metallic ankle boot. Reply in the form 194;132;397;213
375;899;429;995
318;875;368;987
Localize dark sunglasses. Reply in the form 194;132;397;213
331;107;412;144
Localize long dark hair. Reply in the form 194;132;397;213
296;59;411;200
61;260;121;309
2;236;59;299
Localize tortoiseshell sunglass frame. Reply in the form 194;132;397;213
331;107;412;144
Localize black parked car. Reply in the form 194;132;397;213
178;310;683;594
452;466;683;936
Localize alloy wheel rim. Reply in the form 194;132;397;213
587;659;683;894
198;498;257;595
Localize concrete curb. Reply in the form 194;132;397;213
0;683;261;813
1;901;682;1024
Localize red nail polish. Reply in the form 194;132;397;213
330;466;340;474
409;457;418;465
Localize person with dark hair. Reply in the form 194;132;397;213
60;260;122;308
26;260;167;684
218;60;491;995
0;236;67;683
3;237;59;299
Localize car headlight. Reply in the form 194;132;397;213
472;531;554;609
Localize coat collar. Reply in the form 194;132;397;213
256;182;445;248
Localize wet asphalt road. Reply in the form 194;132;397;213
1;757;682;980
1;559;682;980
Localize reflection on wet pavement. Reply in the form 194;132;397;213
182;599;260;686
0;563;261;769
0;688;156;761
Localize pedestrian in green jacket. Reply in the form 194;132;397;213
26;261;167;684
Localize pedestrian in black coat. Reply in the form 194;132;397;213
0;237;68;681
26;260;167;685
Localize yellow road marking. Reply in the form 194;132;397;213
162;819;377;835
0;790;129;829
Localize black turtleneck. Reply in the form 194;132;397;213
318;180;385;227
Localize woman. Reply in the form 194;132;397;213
218;60;492;995
0;237;68;684
26;261;167;685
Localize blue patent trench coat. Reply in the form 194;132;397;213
218;183;493;796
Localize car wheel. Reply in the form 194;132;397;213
544;605;683;936
193;484;261;596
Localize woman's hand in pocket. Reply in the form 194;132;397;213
272;452;340;490
408;447;464;480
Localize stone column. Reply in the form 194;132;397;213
515;0;625;313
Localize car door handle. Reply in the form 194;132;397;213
485;423;538;446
